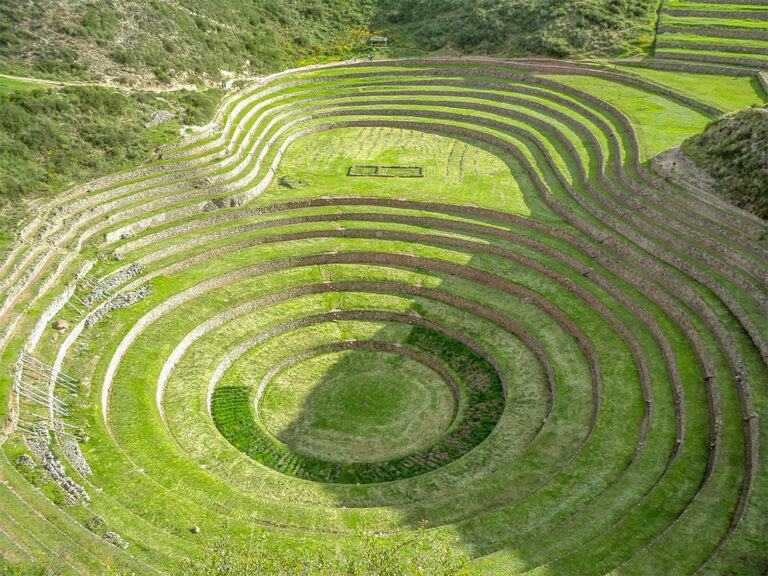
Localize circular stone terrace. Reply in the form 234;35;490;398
0;57;766;575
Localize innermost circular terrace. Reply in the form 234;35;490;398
259;348;457;463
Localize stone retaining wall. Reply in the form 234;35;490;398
664;8;768;20
659;26;768;41
657;42;768;55
25;260;93;354
406;114;755;548
621;59;756;77
320;106;768;303
759;72;768;97
658;51;768;68
335;57;724;115
110;199;683;447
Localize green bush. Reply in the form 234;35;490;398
40;483;68;508
172;89;224;125
81;3;119;40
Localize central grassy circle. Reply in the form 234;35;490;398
259;349;457;463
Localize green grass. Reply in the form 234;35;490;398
658;33;768;50
260;348;456;463
657;46;768;62
0;59;766;576
208;307;506;484
0;77;41;95
270;127;531;214
540;73;713;158
660;14;768;30
614;66;767;110
664;1;768;12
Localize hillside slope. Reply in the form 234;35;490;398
376;0;659;58
0;78;227;254
0;0;375;86
0;0;659;86
683;108;768;220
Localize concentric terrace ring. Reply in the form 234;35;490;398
1;58;766;575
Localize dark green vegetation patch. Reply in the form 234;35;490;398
0;84;223;199
0;0;374;82
0;82;224;250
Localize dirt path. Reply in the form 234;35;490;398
0;72;203;93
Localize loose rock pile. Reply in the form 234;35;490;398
15;454;36;470
85;283;152;328
81;264;146;308
102;531;130;549
144;110;175;129
26;433;90;507
87;515;106;531
61;439;92;477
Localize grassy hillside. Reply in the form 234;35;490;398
683;107;768;220
0;0;659;86
0;0;375;85
0;78;224;250
376;0;660;58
